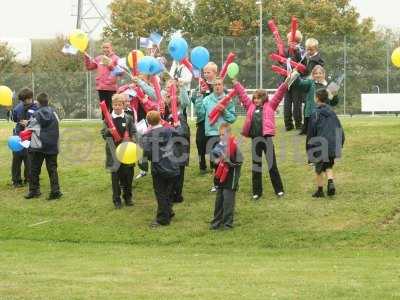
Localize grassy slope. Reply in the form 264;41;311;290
0;117;399;299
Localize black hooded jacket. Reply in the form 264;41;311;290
306;104;345;161
30;106;59;155
142;126;180;178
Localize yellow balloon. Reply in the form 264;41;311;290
0;85;13;107
127;50;144;68
391;47;400;68
69;29;89;52
116;142;138;164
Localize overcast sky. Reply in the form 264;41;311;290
0;0;398;40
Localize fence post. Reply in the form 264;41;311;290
343;35;347;115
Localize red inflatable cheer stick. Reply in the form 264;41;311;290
219;52;236;80
150;75;163;107
208;89;237;125
269;53;306;73
288;16;298;56
271;65;289;77
180;57;193;73
169;82;179;125
268;20;285;57
100;100;122;143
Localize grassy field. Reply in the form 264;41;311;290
0;117;400;299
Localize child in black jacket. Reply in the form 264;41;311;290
306;89;345;198
210;123;243;230
102;94;136;209
142;111;180;228
25;93;61;200
11;88;37;187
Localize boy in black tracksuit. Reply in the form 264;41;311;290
10;88;37;187
283;30;305;131
142;111;180;227
102;94;136;209
210;123;243;230
306;89;345;198
25;93;62;200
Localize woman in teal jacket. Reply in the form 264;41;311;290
295;65;339;134
195;77;236;192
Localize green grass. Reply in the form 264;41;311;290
0;117;400;299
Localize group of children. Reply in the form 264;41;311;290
10;88;62;200
8;30;345;230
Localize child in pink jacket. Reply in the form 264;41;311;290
233;76;291;200
84;42;120;112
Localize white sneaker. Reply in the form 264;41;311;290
210;186;217;193
277;192;284;198
252;194;260;200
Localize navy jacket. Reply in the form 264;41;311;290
142;126;180;178
306;104;345;161
11;101;38;135
29;106;60;155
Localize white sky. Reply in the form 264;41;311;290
0;0;398;40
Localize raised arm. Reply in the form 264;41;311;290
233;81;252;110
84;54;98;71
269;82;288;111
135;78;157;101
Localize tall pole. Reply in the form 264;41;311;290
386;40;390;93
258;1;263;89
343;35;347;115
76;0;83;29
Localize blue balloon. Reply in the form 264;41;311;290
168;37;188;61
191;46;210;69
8;136;23;152
148;57;164;75
138;56;153;74
138;56;164;75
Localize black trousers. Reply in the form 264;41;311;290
171;166;185;203
196;120;207;170
29;152;60;194
152;174;176;225
211;188;236;228
98;90;116;113
284;88;303;129
300;116;310;134
11;149;30;184
251;137;284;196
111;164;134;203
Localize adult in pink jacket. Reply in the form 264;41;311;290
84;42;120;112
233;76;291;200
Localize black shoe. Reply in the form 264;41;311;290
312;189;325;198
295;124;303;130
13;182;24;188
286;126;294;132
172;196;183;203
170;211;176;219
47;192;63;201
124;198;134;206
113;198;122;209
327;182;336;196
209;224;220;230
24;192;41;199
298;131;306;135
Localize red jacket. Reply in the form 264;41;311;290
234;82;287;137
84;53;120;91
